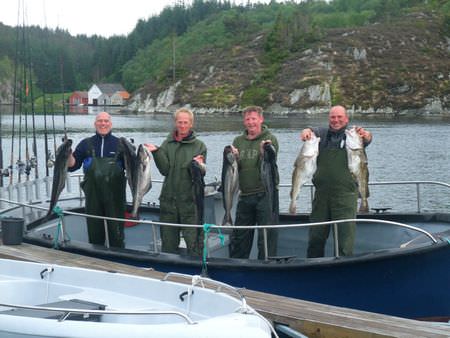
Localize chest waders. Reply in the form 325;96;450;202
307;147;358;258
81;146;125;248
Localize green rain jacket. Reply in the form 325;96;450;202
153;131;207;205
233;125;279;196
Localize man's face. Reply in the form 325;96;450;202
243;111;264;137
328;108;348;131
175;112;193;137
95;113;112;136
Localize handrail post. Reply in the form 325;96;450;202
416;183;421;213
103;219;110;248
263;228;269;261
151;223;159;252
333;223;339;258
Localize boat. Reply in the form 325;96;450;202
1;176;450;321
0;257;273;338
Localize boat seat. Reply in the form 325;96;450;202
2;298;106;321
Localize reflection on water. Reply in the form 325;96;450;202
0;110;449;213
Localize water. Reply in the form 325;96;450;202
1;109;449;212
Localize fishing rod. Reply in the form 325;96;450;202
60;55;68;140
0;106;4;188
22;7;31;180
25;14;39;179
9;2;23;185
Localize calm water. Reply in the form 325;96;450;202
1;108;449;213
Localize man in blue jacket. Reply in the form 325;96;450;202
68;112;125;247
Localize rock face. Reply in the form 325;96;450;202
130;13;449;116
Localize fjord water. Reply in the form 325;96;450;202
1;110;449;213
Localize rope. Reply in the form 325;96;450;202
52;205;69;248
201;223;225;276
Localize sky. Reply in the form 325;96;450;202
0;0;274;38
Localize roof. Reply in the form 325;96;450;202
96;83;126;95
70;91;88;98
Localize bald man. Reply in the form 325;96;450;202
68;112;126;248
300;105;372;258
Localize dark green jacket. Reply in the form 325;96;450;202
233;125;279;195
153;131;207;204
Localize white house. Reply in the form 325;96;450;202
88;83;128;106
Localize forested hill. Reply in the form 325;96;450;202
1;0;449;115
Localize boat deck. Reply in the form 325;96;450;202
1;241;449;338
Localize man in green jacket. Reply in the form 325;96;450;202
300;105;372;257
145;108;206;256
229;106;279;259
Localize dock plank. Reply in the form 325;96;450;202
0;242;449;338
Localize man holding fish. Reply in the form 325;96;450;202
228;106;279;259
67;112;126;248
145;108;206;256
299;105;372;258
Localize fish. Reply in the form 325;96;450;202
119;137;137;196
46;138;72;218
345;127;370;213
260;142;279;224
130;144;152;217
191;160;206;225
289;133;320;214
220;146;239;226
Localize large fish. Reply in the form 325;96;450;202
220;146;239;225
289;133;320;214
345;127;370;213
119;137;137;196
130;144;152;217
260;142;279;224
46;138;72;218
191;160;206;225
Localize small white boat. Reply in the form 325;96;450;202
0;258;273;338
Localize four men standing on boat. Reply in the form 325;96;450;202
67;112;126;248
66;105;372;259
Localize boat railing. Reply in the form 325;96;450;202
0;197;440;261
0;302;196;324
163;272;246;303
279;180;450;213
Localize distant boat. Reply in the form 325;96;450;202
2;178;450;321
0;258;273;338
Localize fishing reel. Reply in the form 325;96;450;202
29;156;37;168
0;168;9;177
16;160;26;175
46;151;55;168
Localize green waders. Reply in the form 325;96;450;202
230;192;277;259
81;152;125;248
159;197;203;256
307;147;358;258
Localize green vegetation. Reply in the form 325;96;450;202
0;0;448;108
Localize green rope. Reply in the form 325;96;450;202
202;223;225;275
52;205;70;248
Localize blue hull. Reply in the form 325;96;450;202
133;241;450;319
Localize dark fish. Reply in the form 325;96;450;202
260;142;279;224
191;160;206;225
220;146;239;225
131;144;152;217
46;139;72;218
119;137;137;196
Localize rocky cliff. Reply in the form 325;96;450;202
129;12;449;116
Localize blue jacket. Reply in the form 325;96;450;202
69;132;122;172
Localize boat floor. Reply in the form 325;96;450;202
1;240;449;338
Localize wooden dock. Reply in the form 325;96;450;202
0;241;449;338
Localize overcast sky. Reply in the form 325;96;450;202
0;0;274;38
